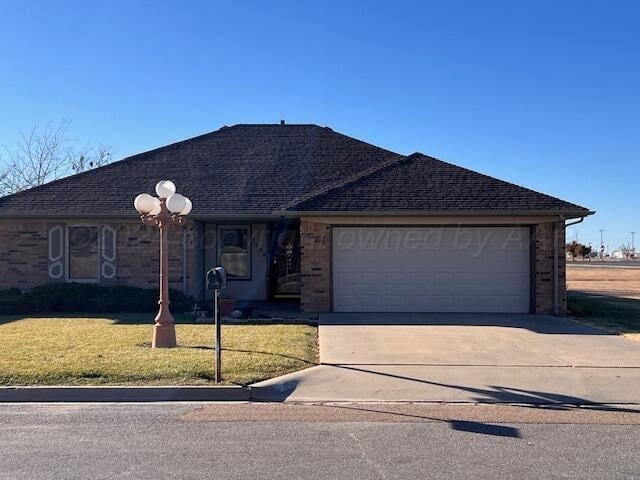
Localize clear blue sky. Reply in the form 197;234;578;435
1;1;638;250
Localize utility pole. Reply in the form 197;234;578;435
632;232;636;259
599;230;605;259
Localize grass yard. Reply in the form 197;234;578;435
567;265;640;342
568;292;640;342
567;265;640;300
0;315;318;386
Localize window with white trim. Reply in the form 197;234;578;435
67;226;100;282
218;225;251;279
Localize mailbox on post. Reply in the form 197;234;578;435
206;266;227;382
207;266;227;291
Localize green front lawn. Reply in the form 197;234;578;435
568;291;640;342
0;315;318;385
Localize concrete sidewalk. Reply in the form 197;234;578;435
251;364;640;403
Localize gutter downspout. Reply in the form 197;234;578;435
556;216;586;315
565;217;586;229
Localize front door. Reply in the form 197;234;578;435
269;221;301;299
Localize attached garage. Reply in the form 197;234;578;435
332;226;531;313
0;122;591;317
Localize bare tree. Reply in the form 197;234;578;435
0;121;115;196
566;241;578;261
620;243;633;259
566;241;592;261
0;169;8;189
1;122;69;195
67;144;114;173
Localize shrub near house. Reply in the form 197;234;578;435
0;283;193;315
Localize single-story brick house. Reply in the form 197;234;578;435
0;123;592;315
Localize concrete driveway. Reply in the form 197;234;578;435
253;313;640;403
318;313;640;367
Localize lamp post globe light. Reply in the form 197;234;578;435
134;180;193;348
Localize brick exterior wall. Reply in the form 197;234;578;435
116;223;189;292
2;218;568;316
0;222;49;290
534;221;567;315
0;221;195;297
300;219;331;313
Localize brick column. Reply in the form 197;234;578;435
300;219;331;313
534;221;566;315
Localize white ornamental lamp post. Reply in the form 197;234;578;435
134;180;193;348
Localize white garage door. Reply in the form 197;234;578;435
332;227;531;313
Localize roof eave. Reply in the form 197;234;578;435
0;212;285;221
280;209;595;219
0;209;595;221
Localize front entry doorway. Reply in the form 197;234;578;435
269;220;301;299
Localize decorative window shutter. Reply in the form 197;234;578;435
100;225;118;282
47;224;65;281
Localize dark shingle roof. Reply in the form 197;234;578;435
287;153;590;214
0;124;399;216
0;125;590;217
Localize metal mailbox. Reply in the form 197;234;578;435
206;266;227;291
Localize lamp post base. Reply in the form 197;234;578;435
152;324;177;348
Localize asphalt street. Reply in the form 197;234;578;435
2;402;640;480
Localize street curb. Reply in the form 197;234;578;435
0;386;250;402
